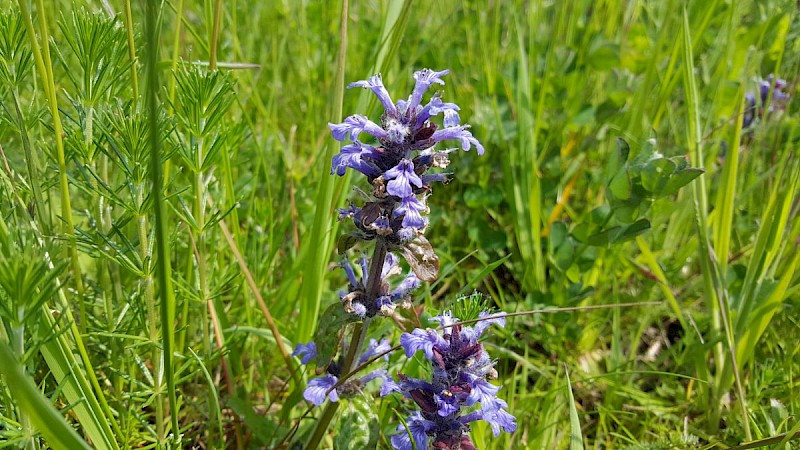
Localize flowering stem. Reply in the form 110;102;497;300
305;238;387;449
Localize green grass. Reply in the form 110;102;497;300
0;0;798;449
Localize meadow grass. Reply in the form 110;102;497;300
0;0;798;449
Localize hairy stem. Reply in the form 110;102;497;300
305;238;387;449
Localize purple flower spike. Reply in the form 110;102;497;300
386;310;516;446
331;69;485;244
348;74;397;115
385;159;423;198
292;342;318;365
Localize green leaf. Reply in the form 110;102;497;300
607;138;630;176
0;341;92;450
614;219;651;243
587;226;621;246
564;366;585;450
336;233;359;254
313;303;356;374
662;168;704;196
586;39;620;71
608;170;632;200
333;397;379;449
554;237;576;271
640;158;676;193
549;221;568;247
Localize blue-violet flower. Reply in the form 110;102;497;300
382;311;516;449
329;69;483;245
294;338;392;406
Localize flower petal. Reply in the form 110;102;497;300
348;74;397;115
303;374;339;406
292;342;318;365
408;68;450;112
400;328;447;359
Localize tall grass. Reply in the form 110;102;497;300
0;1;797;449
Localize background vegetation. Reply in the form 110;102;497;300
0;0;798;449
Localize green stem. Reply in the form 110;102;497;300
17;0;85;301
209;0;223;70
145;0;180;444
137;182;164;442
123;0;139;100
12;324;36;450
9;89;49;234
305;239;386;449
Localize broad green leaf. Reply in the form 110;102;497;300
549;221;568;247
333;397;379;449
662;168;704;196
554;237;576;271
640;158;676;193
614;219;651;243
608;171;632;200
587;226;621;246
313;303;356;374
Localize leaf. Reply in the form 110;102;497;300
333;397;379;449
553;237;576;271
607;138;630;176
549;221;568;247
336;233;359;254
313;303;356;375
400;235;440;282
640;158;676;193
0;341;93;450
614;219;651;243
564;365;585;450
608;170;631;200
662;168;704;196
587;226;621;246
586;39;620;71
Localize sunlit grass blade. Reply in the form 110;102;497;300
564;365;584;450
0;340;91;450
144;0;179;444
38;310;118;450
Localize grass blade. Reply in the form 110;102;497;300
0;340;91;450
